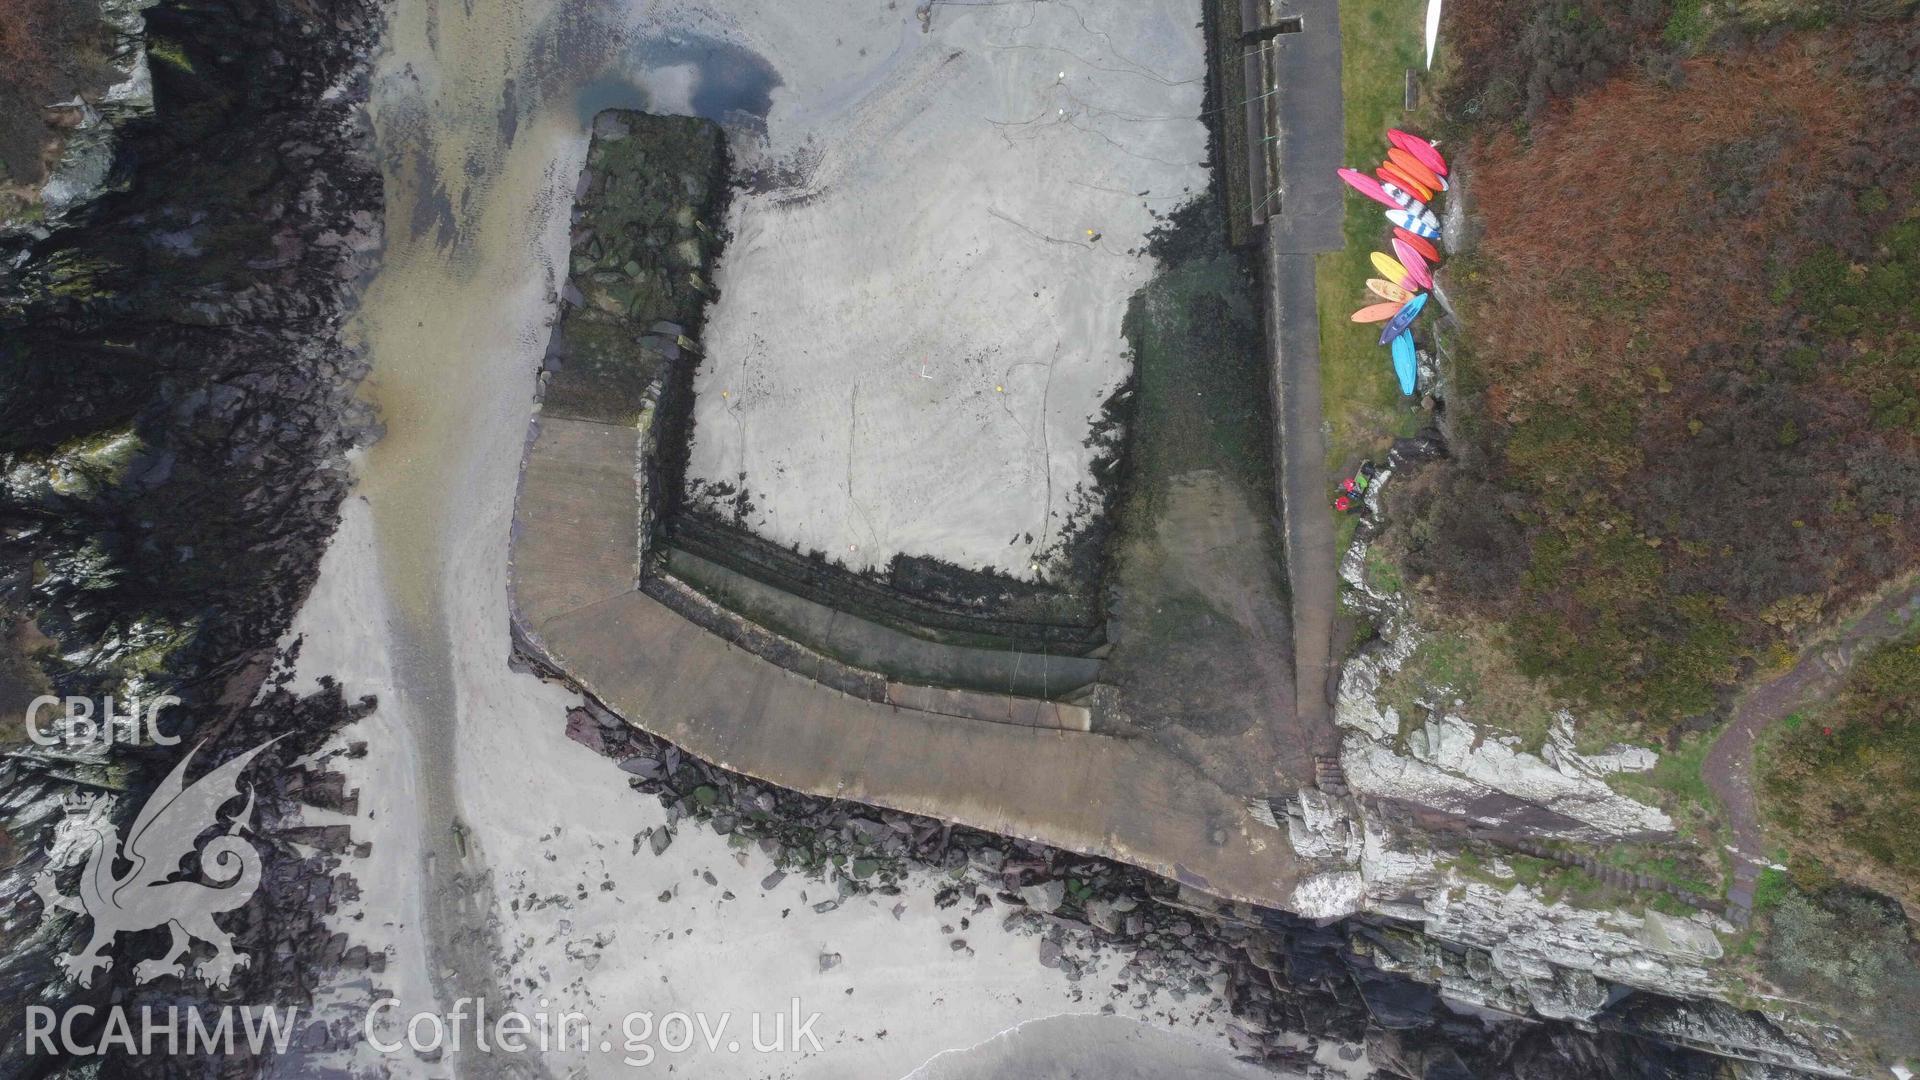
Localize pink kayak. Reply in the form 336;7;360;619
1388;129;1447;177
1337;168;1402;211
1391;237;1433;290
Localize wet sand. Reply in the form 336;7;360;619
683;0;1211;579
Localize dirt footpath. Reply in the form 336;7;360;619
1704;581;1920;921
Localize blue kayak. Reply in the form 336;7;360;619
1391;331;1418;396
1377;292;1429;346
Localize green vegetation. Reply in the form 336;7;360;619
146;37;196;74
1763;886;1920;1062
1369;614;1562;750
1609;730;1718;829
1361;542;1403;595
1662;0;1710;49
1598;844;1718;897
1449;846;1703;916
544;113;724;427
1399;7;1920;732
1316;0;1427;483
1762;624;1920;907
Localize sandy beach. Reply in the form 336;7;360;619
263;0;1342;1075
680;0;1211;577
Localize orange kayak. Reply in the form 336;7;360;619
1367;277;1414;304
1351;302;1403;323
1392;227;1440;264
1388;147;1446;193
1376;163;1432;203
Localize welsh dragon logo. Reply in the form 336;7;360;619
34;738;279;990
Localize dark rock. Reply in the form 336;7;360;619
1019;880;1067;914
1037;940;1064;969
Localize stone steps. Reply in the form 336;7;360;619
1312;754;1348;796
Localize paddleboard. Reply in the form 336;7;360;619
1388;147;1447;192
1337;168;1402;211
1376;163;1432;203
1392;331;1418;396
1351;302;1402;324
1388;129;1448;176
1370;251;1414;289
1378;181;1422;212
1392;238;1433;290
1425;0;1442;69
1393;227;1441;264
1367;277;1413;304
1387;207;1440;238
1378;292;1429;345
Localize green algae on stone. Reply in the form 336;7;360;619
542;112;727;428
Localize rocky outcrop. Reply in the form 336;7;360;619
1286;793;1735;1000
2;0;162;243
545;689;1773;1078
1265;442;1867;1075
1332;452;1675;841
0;0;382;1069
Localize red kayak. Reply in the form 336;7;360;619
1388;129;1448;177
1393;227;1440;264
1337;167;1402;211
1391;237;1433;290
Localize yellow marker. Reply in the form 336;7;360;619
995;385;1004;392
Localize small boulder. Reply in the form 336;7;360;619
1019;880;1067;914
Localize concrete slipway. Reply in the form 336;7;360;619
512;412;1301;907
504;0;1351;911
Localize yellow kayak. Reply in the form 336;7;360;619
1366;278;1414;304
1371;251;1412;288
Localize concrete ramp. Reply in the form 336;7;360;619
1259;0;1346;254
508;404;1301;909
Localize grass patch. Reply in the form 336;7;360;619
1609;729;1720;828
1317;0;1428;483
1662;0;1712;50
1371;613;1560;750
1448;846;1702;916
1599;844;1720;897
1361;541;1403;595
1612;726;1720;803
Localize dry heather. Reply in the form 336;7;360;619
1467;48;1866;416
1402;17;1920;725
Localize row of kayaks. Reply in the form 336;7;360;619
1336;129;1450;397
